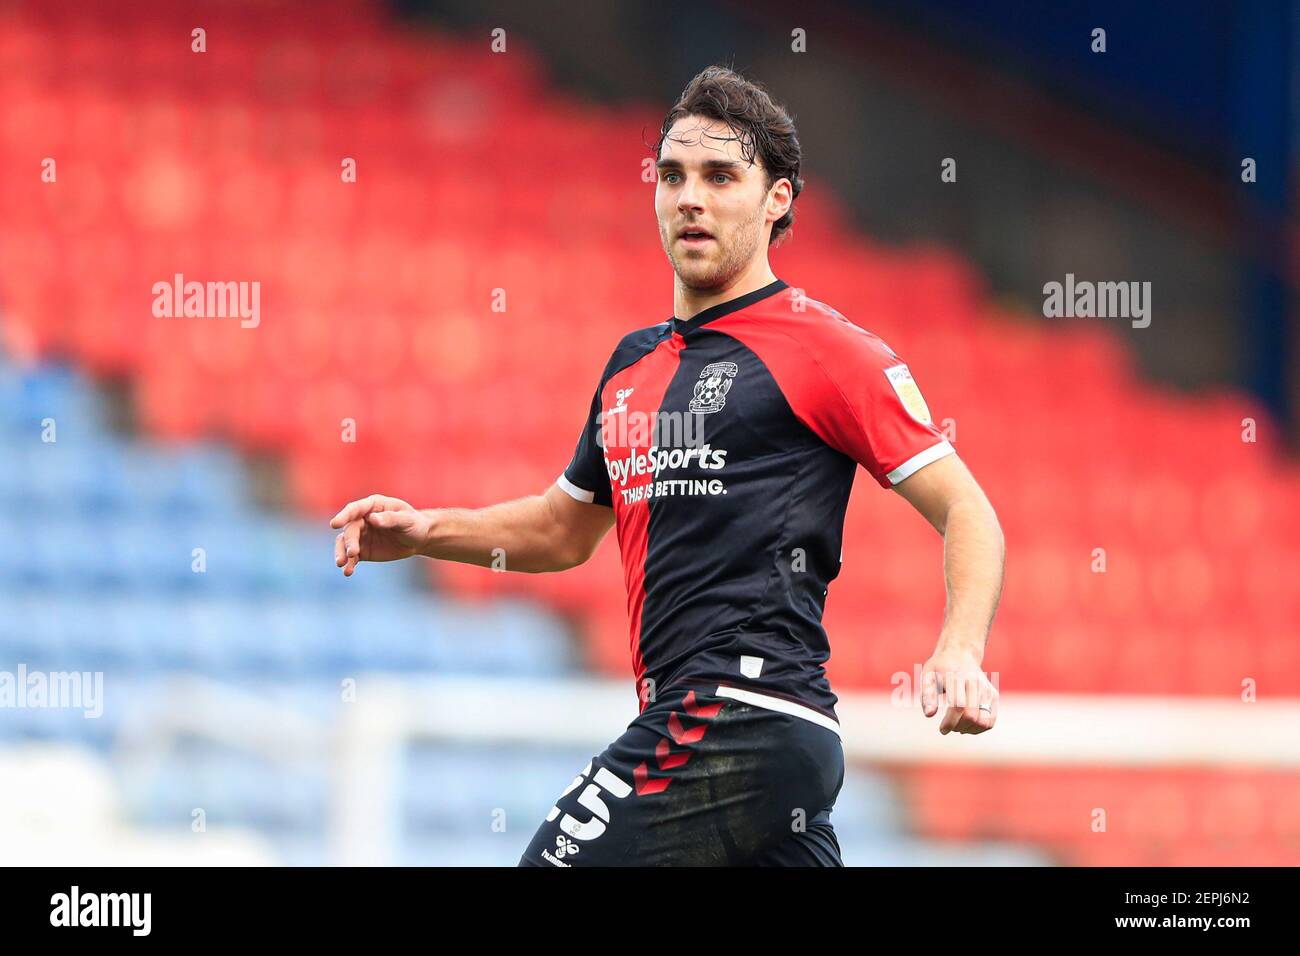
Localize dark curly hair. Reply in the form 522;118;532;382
654;65;804;246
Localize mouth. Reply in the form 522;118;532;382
677;228;715;248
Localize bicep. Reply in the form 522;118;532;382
544;482;615;561
890;453;991;535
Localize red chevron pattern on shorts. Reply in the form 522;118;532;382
634;692;724;795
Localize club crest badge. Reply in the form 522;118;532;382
689;361;738;414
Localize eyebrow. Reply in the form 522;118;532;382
655;158;747;172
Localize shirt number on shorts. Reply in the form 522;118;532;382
545;761;633;841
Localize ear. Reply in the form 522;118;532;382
767;176;793;222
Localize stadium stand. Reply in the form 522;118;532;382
0;349;1047;864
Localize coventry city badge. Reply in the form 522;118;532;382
689;361;738;414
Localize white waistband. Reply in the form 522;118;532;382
714;685;842;739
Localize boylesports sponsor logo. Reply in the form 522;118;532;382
605;444;730;505
618;477;727;505
605;444;727;485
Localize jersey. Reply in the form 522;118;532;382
557;278;954;734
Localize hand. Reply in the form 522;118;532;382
920;645;997;735
330;494;430;576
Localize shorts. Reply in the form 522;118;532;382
519;686;845;866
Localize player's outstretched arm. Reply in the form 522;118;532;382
892;452;1005;735
330;484;614;577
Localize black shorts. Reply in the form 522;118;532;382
519;686;845;866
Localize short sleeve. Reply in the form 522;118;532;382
818;332;954;488
554;324;672;507
557;383;613;507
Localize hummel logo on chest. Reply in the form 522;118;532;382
607;387;634;415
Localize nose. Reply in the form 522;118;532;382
676;174;705;214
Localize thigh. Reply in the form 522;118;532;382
519;689;843;867
754;808;845;867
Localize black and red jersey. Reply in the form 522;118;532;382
559;279;953;734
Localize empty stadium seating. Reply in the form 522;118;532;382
5;1;1295;702
1;348;1053;865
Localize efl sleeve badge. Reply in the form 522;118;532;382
884;364;933;425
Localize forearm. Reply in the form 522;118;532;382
418;494;578;573
935;498;1005;659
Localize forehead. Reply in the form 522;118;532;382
660;115;759;169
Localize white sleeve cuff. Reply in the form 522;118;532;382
556;473;596;503
885;440;955;485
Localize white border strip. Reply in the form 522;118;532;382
886;440;955;485
555;473;595;504
715;684;842;739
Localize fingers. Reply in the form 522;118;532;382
342;518;364;576
973;688;998;733
934;672;997;735
334;529;360;576
962;675;981;727
936;671;965;734
961;676;997;734
344;517;363;561
939;704;963;735
333;522;363;576
921;667;940;717
331;496;418;577
331;495;384;577
330;495;379;530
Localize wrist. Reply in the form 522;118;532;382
416;509;441;558
936;630;986;661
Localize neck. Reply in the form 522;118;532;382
674;256;778;320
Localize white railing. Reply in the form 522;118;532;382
56;674;1300;865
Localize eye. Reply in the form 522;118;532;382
662;171;681;184
712;173;731;184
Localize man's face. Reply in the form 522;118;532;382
655;115;784;291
